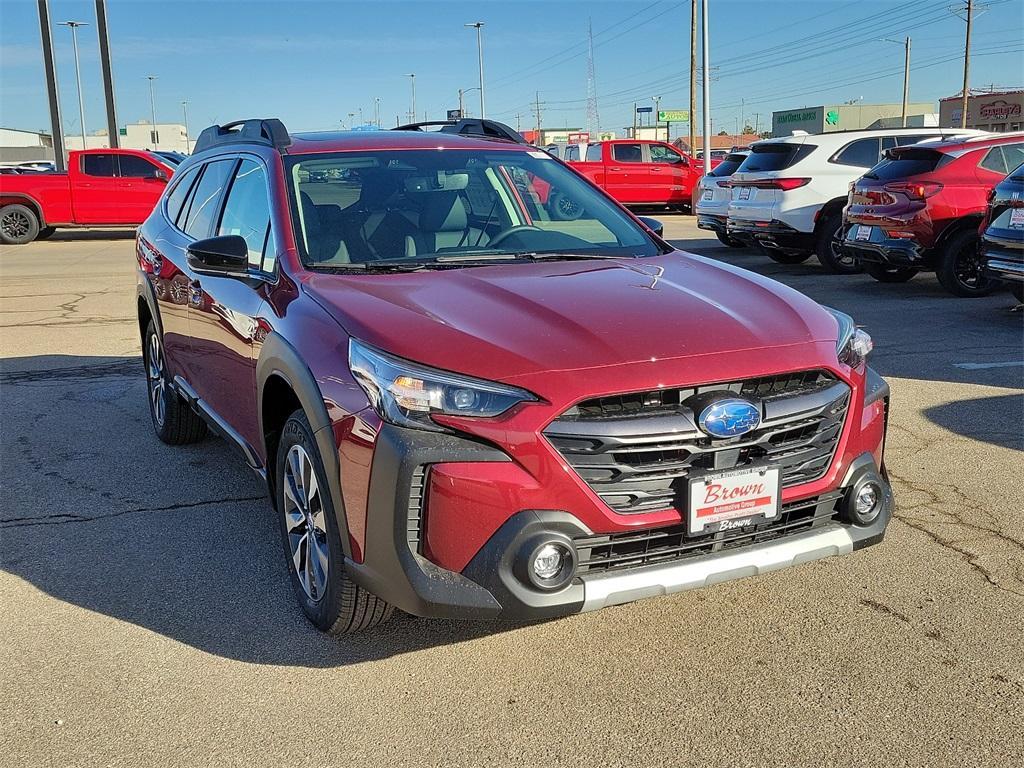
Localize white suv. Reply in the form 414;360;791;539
695;149;749;247
726;128;984;272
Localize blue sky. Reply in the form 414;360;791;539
1;0;1021;139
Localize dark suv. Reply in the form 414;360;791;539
136;118;892;634
980;161;1024;302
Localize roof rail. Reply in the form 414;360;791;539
392;118;529;145
193;118;292;154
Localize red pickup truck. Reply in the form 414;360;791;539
568;140;707;210
0;148;175;244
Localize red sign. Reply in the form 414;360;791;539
567;132;590;144
978;100;1021;120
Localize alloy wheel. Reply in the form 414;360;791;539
282;444;329;602
1;210;31;240
146;333;166;427
954;245;987;291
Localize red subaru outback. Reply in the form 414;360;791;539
136;118;892;634
842;133;1024;296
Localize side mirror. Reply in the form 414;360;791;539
638;216;664;238
187;235;249;276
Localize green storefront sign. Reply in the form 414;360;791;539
658;110;689;122
777;110;819;124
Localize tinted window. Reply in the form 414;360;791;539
832;138;881;168
182;159;235;239
586;144;603;162
1001;143;1024;172
118;154;161;178
218;159;271;271
865;148;943;180
612;143;643;163
649;144;682;164
709;153;747;177
164;165;202;225
895;134;931;146
979;147;1008;175
564;145;580;162
738;143;803;172
82;154;116;177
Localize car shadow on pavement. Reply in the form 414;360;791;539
46;229;136;242
924;393;1024;452
0;354;536;667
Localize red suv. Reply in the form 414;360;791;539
136;118;892;634
842;133;1024;296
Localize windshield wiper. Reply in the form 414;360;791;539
509;251;639;262
315;261;435;273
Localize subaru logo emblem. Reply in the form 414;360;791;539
698;398;761;438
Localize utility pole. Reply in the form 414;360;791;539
37;0;67;170
181;100;189;153
653;95;662;139
465;22;485;117
406;73;416;123
689;0;697;156
585;18;600;137
701;0;711;177
515;113;522;132
58;20;88;149
534;91;542;138
754;113;760;135
960;0;973;128
94;0;118;148
146;75;158;148
902;37;911;127
459;88;465;117
374;97;381;127
633;101;638;136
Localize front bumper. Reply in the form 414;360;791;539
727;218;814;252
345;388;892;621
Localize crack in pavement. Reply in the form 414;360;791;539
0;494;267;529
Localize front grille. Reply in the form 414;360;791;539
574;492;842;575
544;370;850;515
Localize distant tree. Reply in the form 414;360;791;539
759;130;772;139
742;124;755;134
717;130;729;136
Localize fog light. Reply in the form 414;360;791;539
856;484;879;516
532;543;564;580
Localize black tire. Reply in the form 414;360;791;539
936;228;995;297
864;262;919;283
1011;283;1024;302
815;213;862;274
36;226;57;240
764;248;813;264
0;203;40;245
143;321;206;445
715;231;746;248
549;192;584;221
276;410;393;634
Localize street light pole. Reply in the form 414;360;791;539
146;75;158;148
181;100;190;153
465;22;485;117
406;74;416;123
374;97;381;127
701;0;711;178
58;21;88;149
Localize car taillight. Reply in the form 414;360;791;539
883;230;917;239
882;181;943;200
737;178;811;191
716;180;732;188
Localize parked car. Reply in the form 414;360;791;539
135;117;892;634
154;150;188;166
726;128;983;271
979;160;1024;301
842;132;1024;296
695;149;750;247
568;139;706;211
0;149;175;244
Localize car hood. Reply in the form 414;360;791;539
303;252;838;383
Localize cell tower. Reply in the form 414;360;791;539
586;18;600;136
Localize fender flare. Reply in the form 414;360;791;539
136;277;164;343
0;192;46;227
256;331;353;559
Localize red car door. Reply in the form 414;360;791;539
116;153;171;223
72;152;124;223
646;143;693;205
604;142;647;203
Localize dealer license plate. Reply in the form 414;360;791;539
737;186;752;200
702;188;713;201
855;225;873;241
1009;208;1024;228
688;466;781;535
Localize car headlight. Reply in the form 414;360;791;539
348;338;536;432
825;307;873;368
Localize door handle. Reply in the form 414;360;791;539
610;167;622;171
650;167;663;172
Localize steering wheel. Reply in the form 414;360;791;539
487;225;544;248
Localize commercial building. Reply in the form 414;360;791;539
64;120;190;152
0;128;55;164
939;90;1023;132
771;102;934;137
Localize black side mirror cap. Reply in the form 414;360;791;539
637;216;664;238
187;235;249;276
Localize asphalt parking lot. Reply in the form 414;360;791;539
1;218;1022;767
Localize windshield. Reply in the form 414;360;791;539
285;148;661;268
708;153;747;177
